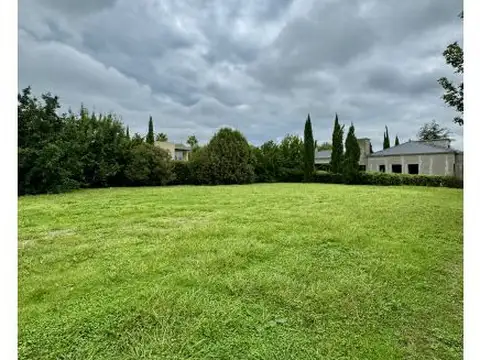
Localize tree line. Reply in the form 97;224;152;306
18;85;460;195
17;85;365;195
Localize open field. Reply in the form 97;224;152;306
18;184;463;359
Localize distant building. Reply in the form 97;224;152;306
155;141;192;161
315;138;463;179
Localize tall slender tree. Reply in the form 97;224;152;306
126;126;130;140
383;126;391;149
303;114;315;182
146;116;155;145
343;123;361;183
369;142;373;154
330;113;345;174
394;135;400;146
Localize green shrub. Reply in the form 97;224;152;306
313;171;343;184
170;161;193;185
277;168;304;182
196;128;255;185
124;144;174;186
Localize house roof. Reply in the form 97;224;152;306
174;143;191;151
315;150;332;159
369;141;461;157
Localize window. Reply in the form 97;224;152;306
392;164;402;173
408;164;419;174
379;165;385;172
359;165;366;172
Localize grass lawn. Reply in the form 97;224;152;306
18;184;463;360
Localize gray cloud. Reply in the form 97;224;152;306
18;0;464;150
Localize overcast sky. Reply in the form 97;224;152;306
18;0;463;150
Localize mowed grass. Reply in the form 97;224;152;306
18;184;463;360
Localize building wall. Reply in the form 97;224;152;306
174;149;190;161
155;141;175;160
454;153;463;180
357;139;371;166
367;153;456;176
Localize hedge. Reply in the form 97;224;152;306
311;171;463;188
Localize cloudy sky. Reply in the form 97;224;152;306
18;0;463;150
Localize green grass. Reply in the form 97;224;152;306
18;184;463;360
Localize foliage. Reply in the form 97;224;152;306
278;134;304;171
309;171;462;188
146;116;155;145
342;123;361;184
131;133;144;146
369;143;373;154
194;128;255;185
417;120;452;141
395;135;400;146
126;126;130;140
330;114;344;174
317;142;333;151
169;160;194;185
252;140;281;183
438;13;463;125
187;135;198;149
18;87;80;195
156;132;168;142
383;126;390;149
303;114;315;182
70;109;129;188
124;143;174;186
315;163;331;172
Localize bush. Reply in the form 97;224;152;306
310;171;462;188
277;168;304;182
315;163;331;172
313;171;343;184
170;161;194;185
196;128;255;185
124;144;174;186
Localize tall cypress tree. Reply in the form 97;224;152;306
369;142;373;154
303;114;315;182
126;126;130;140
146;116;155;145
383;126;390;149
394;135;400;146
343;123;361;183
330;113;344;174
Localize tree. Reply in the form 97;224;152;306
278;134;304;171
317;142;333;151
343;123;361;183
155;132;168;142
383;126;390;149
18;87;80;195
195;128;255;185
369;143;373;154
146;116;155;144
303;114;315;182
438;12;463;125
126;126;130;140
330;113;344;174
187;135;198;148
395;135;400;146
252;140;281;183
124;143;174;186
131;133;144;146
417;120;452;141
